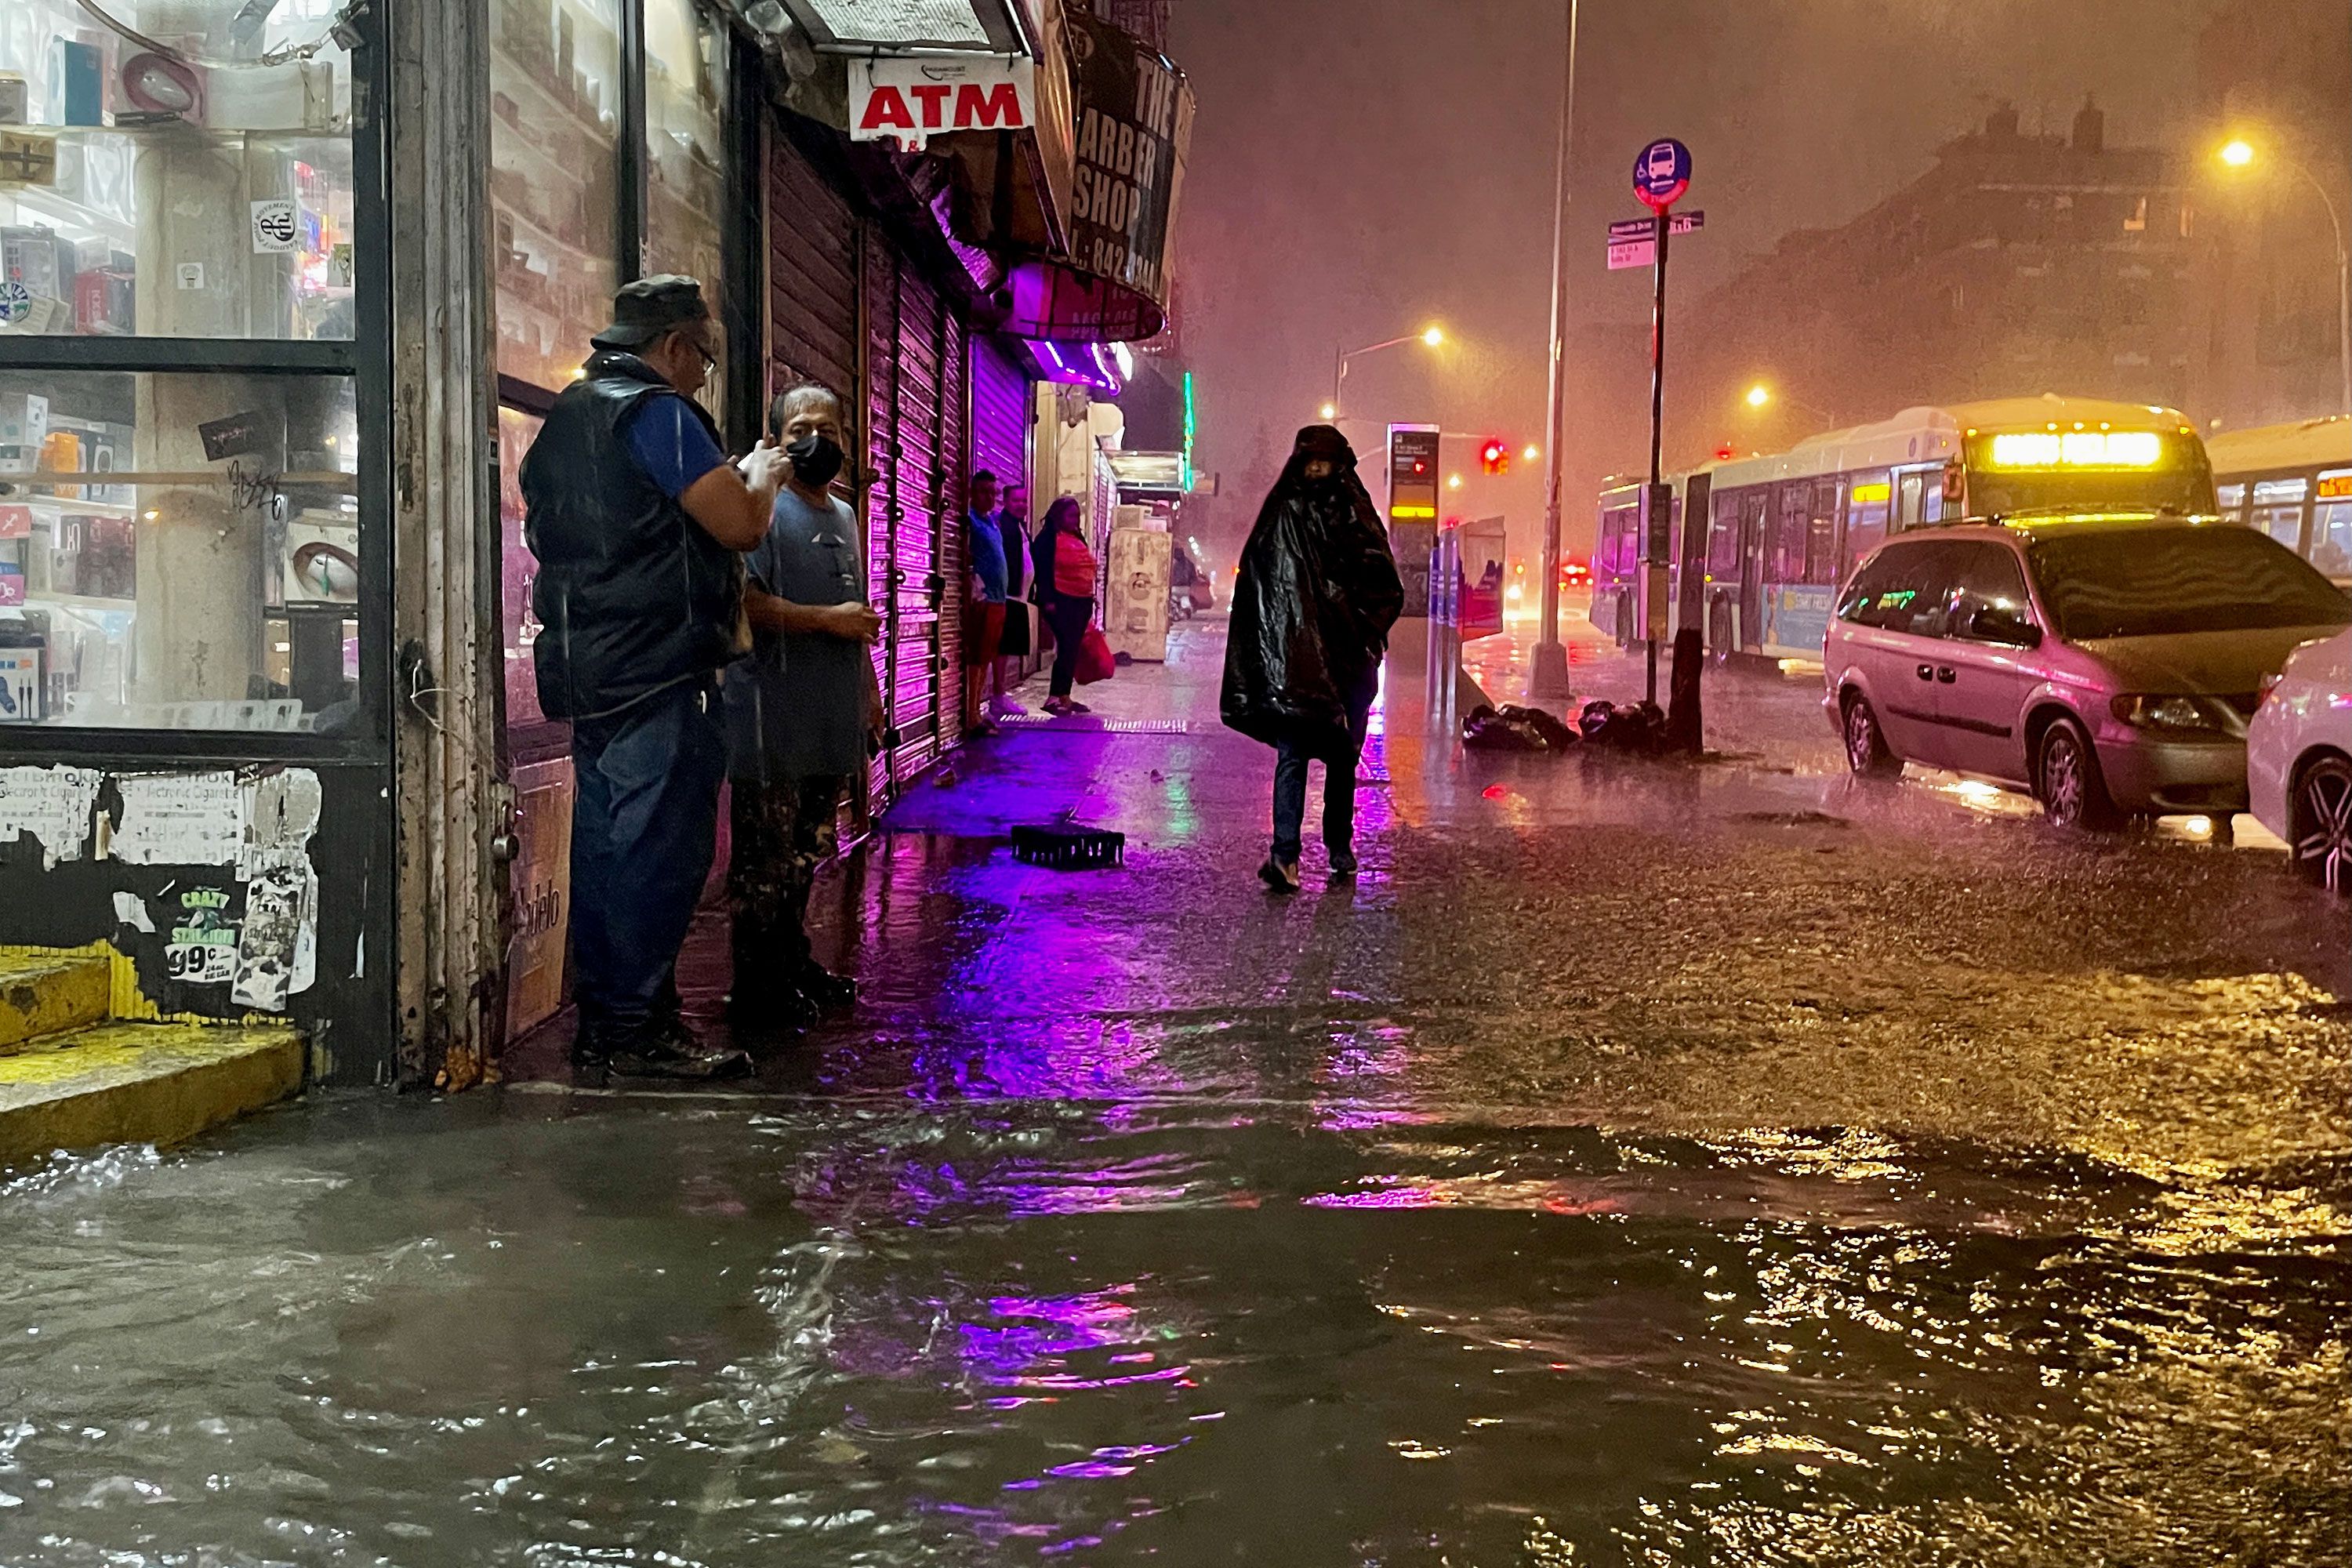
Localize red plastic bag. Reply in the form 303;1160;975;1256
1075;626;1116;684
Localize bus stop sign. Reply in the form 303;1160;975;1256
1633;138;1691;211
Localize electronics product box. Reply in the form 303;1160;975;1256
0;72;30;125
0;646;40;722
0;392;49;470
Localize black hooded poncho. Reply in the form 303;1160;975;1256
1221;426;1406;761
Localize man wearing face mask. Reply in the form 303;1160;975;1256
722;382;883;1029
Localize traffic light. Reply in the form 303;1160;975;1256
1479;437;1509;476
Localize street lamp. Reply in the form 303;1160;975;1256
1530;0;1581;700
1329;325;1446;420
1744;383;1838;428
2216;136;2352;419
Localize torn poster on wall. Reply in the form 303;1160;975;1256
0;765;101;869
0;762;324;1013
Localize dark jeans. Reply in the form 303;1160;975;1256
728;772;847;993
1272;707;1372;865
568;679;727;1040
1044;597;1093;697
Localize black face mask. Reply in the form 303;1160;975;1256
785;431;844;488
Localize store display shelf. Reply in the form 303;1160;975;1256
21;590;136;614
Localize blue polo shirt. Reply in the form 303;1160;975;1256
620;393;728;498
967;508;1009;604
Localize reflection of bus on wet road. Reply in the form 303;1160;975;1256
2207;416;2352;583
1588;395;2220;662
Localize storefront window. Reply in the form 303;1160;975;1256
489;0;625;392
498;405;549;731
0;1;357;341
642;0;726;421
0;370;361;729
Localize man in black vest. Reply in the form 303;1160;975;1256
523;275;782;1083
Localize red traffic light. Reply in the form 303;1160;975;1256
1479;438;1509;476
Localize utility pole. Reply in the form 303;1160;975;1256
1528;0;1580;702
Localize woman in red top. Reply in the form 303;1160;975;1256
1030;497;1098;716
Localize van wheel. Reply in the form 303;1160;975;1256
1841;692;1902;779
2036;717;2121;831
2291;753;2352;895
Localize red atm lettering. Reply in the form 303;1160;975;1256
910;83;953;128
858;85;916;132
956;82;1022;128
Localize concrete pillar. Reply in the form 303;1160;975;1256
129;100;285;710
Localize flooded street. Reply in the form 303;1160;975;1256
5;622;2347;1566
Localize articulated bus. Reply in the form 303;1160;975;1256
1588;394;2219;661
2206;415;2352;582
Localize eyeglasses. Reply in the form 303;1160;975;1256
691;339;717;372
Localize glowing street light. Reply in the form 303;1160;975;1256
1744;382;1837;427
2217;135;2350;417
1330;324;1449;419
1523;443;1541;462
1447;473;1465;490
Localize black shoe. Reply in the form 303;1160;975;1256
1258;857;1301;894
797;965;857;1011
1329;857;1358;880
606;1017;753;1081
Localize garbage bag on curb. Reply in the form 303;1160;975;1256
1578;699;1666;751
1463;703;1580;753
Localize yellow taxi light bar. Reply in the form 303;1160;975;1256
1987;430;2163;469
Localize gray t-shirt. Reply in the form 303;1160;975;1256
724;488;870;782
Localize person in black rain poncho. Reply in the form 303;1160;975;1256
1221;425;1404;891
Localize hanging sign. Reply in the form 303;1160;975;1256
851;56;1036;151
1004;13;1194;343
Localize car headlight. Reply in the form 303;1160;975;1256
2110;693;2227;733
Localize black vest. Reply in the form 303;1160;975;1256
522;353;743;720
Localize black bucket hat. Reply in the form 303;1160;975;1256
591;274;710;350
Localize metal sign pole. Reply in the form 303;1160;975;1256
1644;208;1671;708
1529;0;1579;701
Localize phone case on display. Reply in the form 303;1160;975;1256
0;645;41;722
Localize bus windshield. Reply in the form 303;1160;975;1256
2027;527;2352;641
1969;466;2216;520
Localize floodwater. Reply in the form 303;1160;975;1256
3;621;2347;1565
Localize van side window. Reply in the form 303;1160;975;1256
1837;541;1955;635
1944;543;2033;642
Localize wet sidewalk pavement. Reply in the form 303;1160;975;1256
4;615;2348;1566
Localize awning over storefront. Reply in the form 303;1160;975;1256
1004;11;1193;344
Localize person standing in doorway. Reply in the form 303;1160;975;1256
1032;496;1098;717
962;470;1008;735
992;480;1033;718
1221;425;1403;892
524;274;782;1080
723;382;882;1029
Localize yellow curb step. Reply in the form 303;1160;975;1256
0;1022;304;1168
0;953;113;1055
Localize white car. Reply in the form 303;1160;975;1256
2248;627;2352;894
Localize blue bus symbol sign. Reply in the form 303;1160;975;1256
1633;138;1691;211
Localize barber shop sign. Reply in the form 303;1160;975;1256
851;56;1036;151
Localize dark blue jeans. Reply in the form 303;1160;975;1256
1272;707;1371;866
568;679;728;1039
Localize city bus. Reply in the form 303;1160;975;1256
1590;395;2218;660
2207;415;2352;582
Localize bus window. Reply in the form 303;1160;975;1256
1773;483;1809;582
2216;481;2246;518
2252;477;2309;551
1896;471;1926;532
1708;488;1740;575
2313;470;2351;576
1808;478;1839;583
1842;470;1892;576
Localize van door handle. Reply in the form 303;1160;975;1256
1936;666;1956;684
1916;663;1935;681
